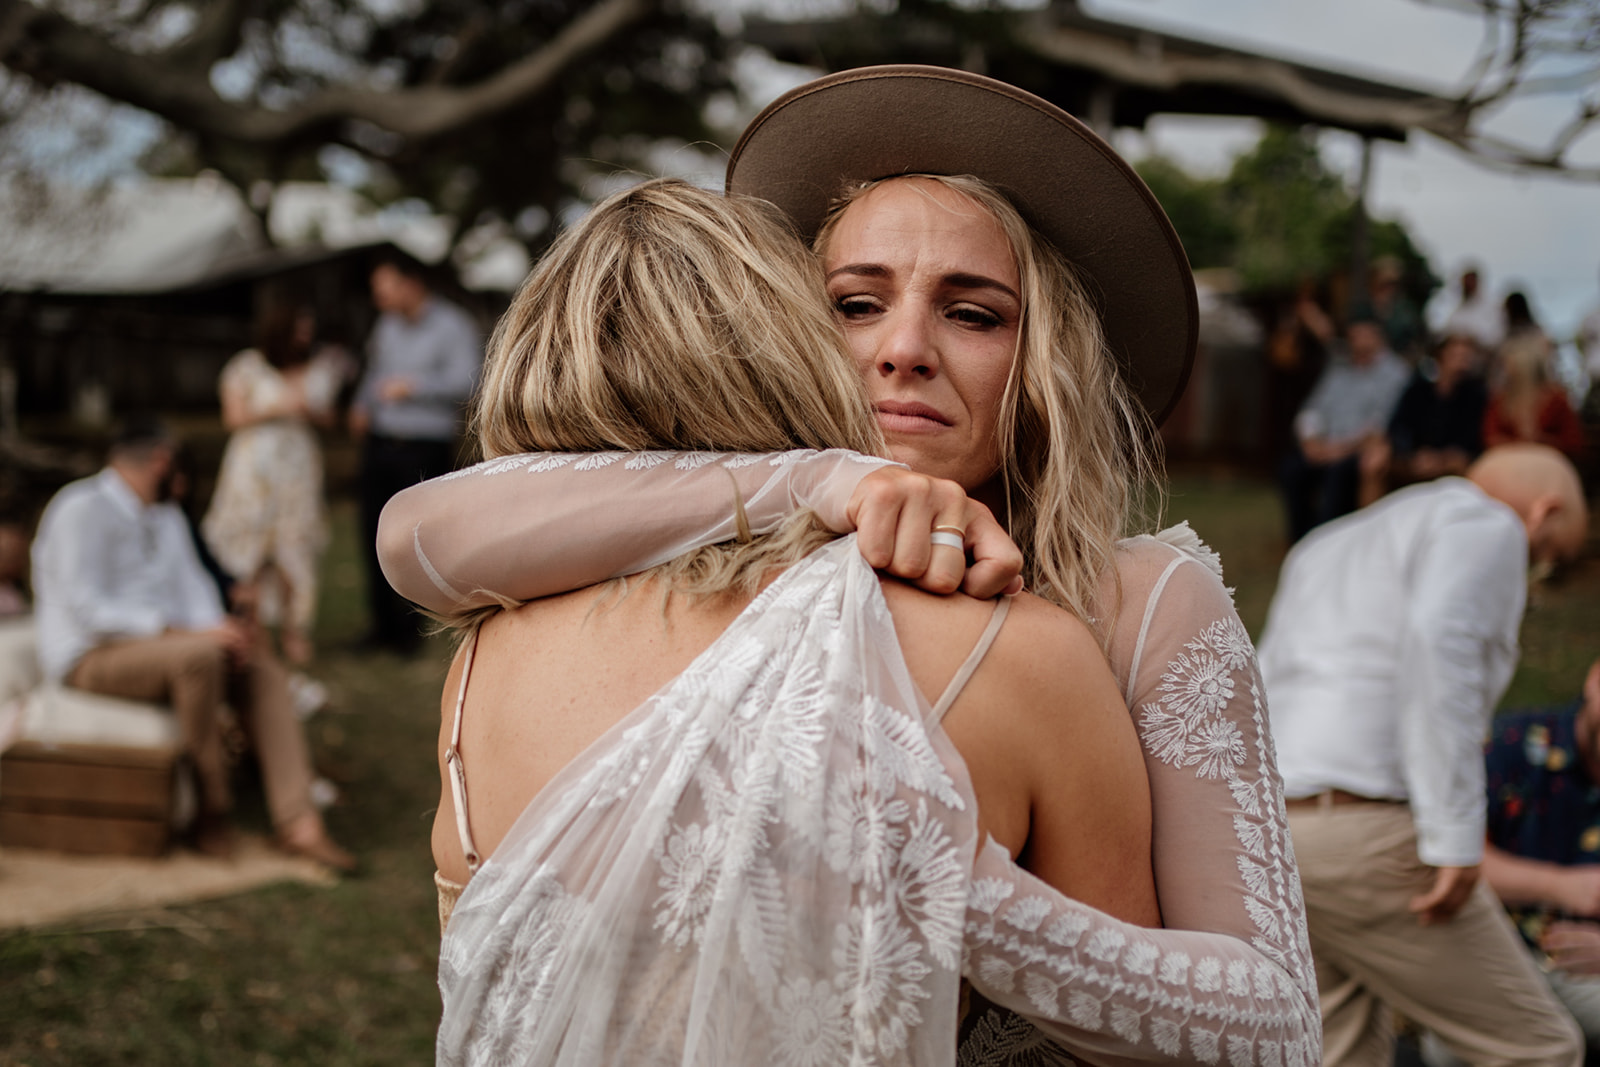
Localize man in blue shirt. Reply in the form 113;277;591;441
351;254;482;651
1483;658;1600;1045
1278;317;1410;543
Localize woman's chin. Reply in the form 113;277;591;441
884;440;996;496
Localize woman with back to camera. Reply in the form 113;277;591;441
389;68;1318;1065
431;177;1167;1064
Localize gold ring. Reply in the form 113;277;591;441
932;525;966;537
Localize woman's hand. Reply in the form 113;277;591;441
845;467;1024;599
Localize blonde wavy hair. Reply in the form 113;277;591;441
467;177;885;615
816;175;1161;629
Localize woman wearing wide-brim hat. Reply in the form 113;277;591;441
381;65;1319;1064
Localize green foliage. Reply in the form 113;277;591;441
1137;126;1436;308
1135;156;1236;271
1221;126;1352;292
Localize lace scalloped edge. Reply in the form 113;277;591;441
1151;521;1225;583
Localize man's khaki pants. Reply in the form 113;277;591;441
1289;799;1582;1067
67;631;314;830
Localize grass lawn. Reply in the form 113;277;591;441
1;474;1595;1065
2;500;453;1066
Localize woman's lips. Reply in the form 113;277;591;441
874;400;952;434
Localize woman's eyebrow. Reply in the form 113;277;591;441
944;272;1019;302
826;263;889;281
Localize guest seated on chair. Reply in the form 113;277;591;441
1482;658;1600;1049
1359;331;1488;507
1279;317;1410;542
29;419;354;870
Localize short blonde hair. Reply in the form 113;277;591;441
816;174;1160;631
469;178;885;608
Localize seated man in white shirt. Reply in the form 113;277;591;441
30;420;353;870
1261;443;1588;1067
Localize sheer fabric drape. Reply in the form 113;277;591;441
390;452;1320;1067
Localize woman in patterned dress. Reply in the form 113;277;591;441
203;296;346;665
390;69;1320;1066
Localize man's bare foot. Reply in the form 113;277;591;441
277;812;356;873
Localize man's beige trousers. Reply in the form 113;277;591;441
68;630;314;829
1290;800;1582;1067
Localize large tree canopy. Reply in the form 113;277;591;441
0;0;733;255
1;0;1595;263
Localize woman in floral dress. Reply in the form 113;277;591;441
203;297;347;664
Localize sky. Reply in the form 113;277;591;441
1078;0;1600;339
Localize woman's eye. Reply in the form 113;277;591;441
833;296;881;320
950;305;1003;328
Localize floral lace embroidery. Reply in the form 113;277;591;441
1139;615;1311;979
435;448;849;483
437;540;977;1065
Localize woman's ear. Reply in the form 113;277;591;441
1585;659;1600;713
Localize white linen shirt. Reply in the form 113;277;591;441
1259;477;1527;867
32;468;226;682
1442;293;1505;351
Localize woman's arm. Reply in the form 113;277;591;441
954;532;1320;1065
961;835;1319;1067
376;451;1023;612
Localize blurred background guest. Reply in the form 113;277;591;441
30;419;354;870
202;293;348;665
1579;266;1600;421
1280;317;1410;542
1479;658;1600;1051
0;518;29;617
1359;332;1488;506
1498;290;1554;385
1355;254;1426;360
349;255;481;654
1441;265;1505;358
1485;334;1587;462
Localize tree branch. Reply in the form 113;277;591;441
1020;18;1473;139
162;0;251;74
0;0;656;147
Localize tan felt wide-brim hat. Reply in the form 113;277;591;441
726;64;1198;427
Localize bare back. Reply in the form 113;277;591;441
433;567;1157;927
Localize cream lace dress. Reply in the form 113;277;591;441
383;451;1320;1067
202;349;340;631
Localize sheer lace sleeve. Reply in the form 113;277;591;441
956;528;1319;1065
962;835;1316;1067
377;450;899;612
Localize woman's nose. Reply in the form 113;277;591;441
875;309;939;378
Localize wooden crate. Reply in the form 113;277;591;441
0;741;180;857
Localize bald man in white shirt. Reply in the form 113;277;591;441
1262;444;1589;1067
31;423;352;870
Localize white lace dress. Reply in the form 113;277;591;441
384;451;1320;1067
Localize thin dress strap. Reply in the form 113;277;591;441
929;595;1013;724
445;628;483;874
